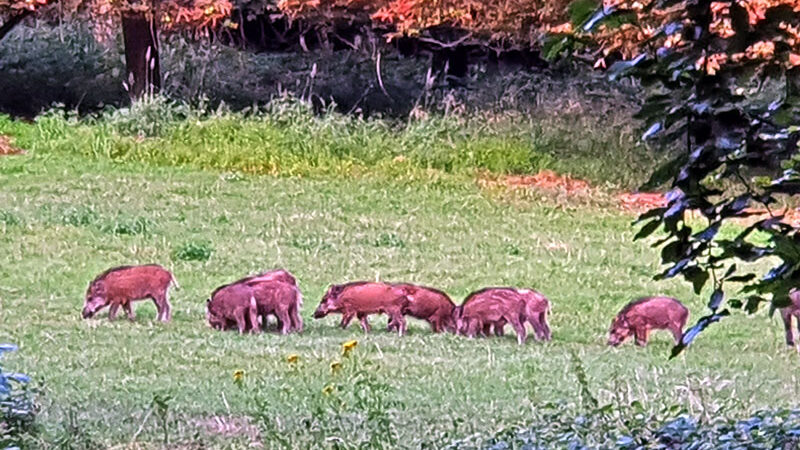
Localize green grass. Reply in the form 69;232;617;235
0;95;663;190
0;112;794;449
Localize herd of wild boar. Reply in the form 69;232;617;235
80;263;797;347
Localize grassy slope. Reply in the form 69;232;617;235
0;116;796;448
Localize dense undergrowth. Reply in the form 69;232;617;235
450;408;800;449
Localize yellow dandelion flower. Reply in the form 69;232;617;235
286;354;299;364
322;384;335;396
233;369;245;383
330;361;342;374
342;340;358;356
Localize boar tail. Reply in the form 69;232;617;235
296;287;304;309
250;295;258;311
170;274;181;290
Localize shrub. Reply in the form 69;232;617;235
0;23;125;117
447;406;800;449
372;233;405;248
59;206;98;227
251;342;401;449
101;216;154;236
0;344;37;448
172;240;213;262
0;210;21;226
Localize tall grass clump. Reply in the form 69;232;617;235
3;94;663;188
250;341;402;449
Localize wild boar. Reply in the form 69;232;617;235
82;264;178;322
239;269;297;287
778;289;800;346
457;287;551;342
455;288;528;344
608;296;688;347
206;282;260;334
314;282;408;335
390;284;456;333
518;288;552;341
250;281;303;334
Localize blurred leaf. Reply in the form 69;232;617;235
569;0;599;27
708;289;724;311
670;310;730;359
634;219;661;240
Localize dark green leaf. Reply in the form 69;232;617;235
568;0;599;27
708;289;724;311
634;219;661;241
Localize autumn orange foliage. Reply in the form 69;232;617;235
277;0;571;42
1;0;232;34
583;0;800;69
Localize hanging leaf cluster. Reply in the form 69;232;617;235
579;0;800;356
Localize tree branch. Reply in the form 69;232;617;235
0;9;32;42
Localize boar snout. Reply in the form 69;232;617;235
313;306;327;319
82;295;107;319
607;326;628;346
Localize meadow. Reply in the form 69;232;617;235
0;105;798;448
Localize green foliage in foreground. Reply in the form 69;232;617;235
0;344;36;449
0;114;794;448
452;407;800;449
0;96;662;189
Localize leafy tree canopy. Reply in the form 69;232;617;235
567;0;800;356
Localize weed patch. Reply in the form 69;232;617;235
172;240;214;262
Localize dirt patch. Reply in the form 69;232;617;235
479;170;800;228
0;135;25;156
194;415;261;445
618;191;800;228
618;192;668;214
478;170;591;196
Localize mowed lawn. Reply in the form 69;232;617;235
0;148;798;448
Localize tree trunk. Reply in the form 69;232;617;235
0;10;32;42
121;12;161;100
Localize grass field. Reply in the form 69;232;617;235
0;110;798;448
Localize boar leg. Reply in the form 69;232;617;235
234;309;249;334
634;327;649;346
794;313;800;347
529;317;549;341
276;307;292;335
428;316;443;333
340;312;355;329
358;313;372;333
289;302;303;332
539;313;552;341
494;320;506;337
248;307;261;335
386;310;406;336
123;302;136;321
160;291;173;322
509;317;527;345
150;296;164;322
782;309;795;346
464;319;478;338
669;324;683;344
108;303;120;321
481;322;492;337
386;316;398;332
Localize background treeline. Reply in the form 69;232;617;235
0;0;632;118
